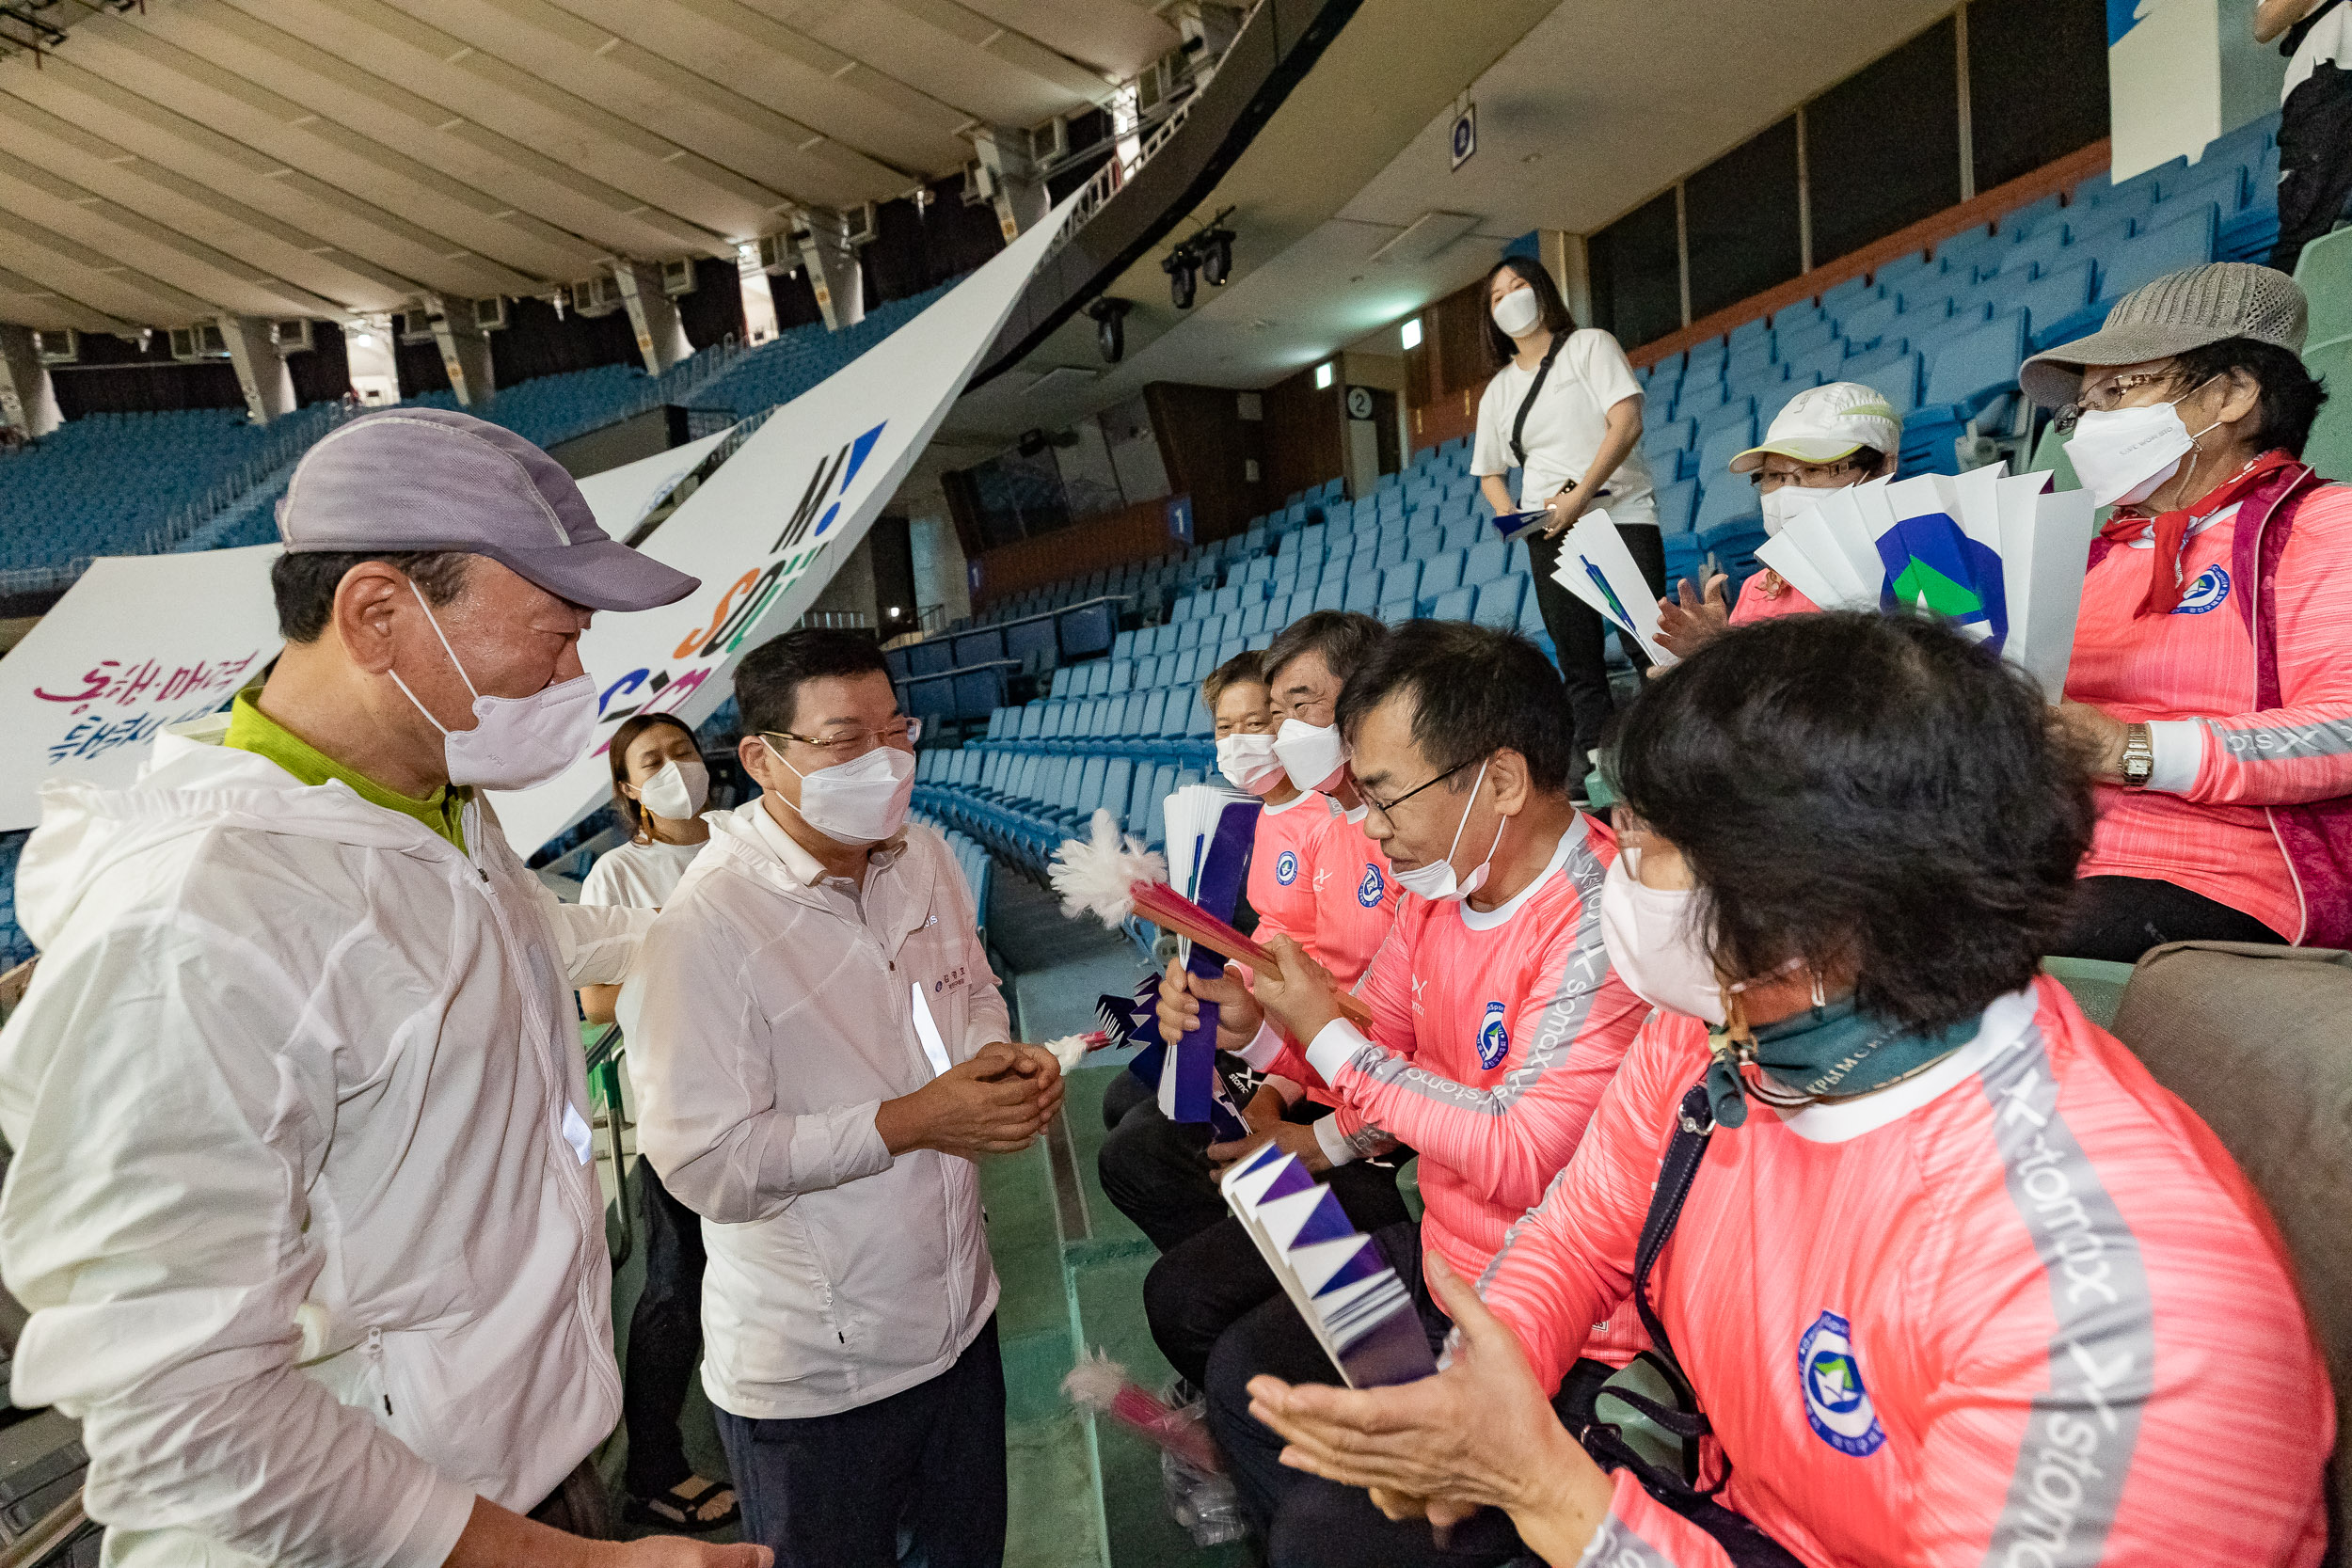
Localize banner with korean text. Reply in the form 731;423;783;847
489;193;1079;853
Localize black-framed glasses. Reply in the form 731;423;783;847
1359;756;1476;827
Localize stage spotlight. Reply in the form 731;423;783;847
1200;228;1235;287
1164;244;1199;309
1087;296;1132;363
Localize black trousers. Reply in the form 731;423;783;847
623;1160;707;1497
713;1317;1007;1568
2271;61;2352;277
2053;874;2288;964
1525;522;1667;787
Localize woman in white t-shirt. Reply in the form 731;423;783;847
1470;256;1659;793
2258;0;2352;273
579;712;739;1534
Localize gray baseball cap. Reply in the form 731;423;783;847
2018;261;2309;408
277;406;701;611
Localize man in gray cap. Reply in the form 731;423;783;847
0;409;771;1568
2014;264;2352;963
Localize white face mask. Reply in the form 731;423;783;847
1491;286;1542;339
638;754;708;823
388;582;596;792
1597;850;1724;1024
1216;732;1287;797
1758;483;1830;538
2066;395;2218;509
1391;759;1505;904
1273;718;1348;795
764;737;914;847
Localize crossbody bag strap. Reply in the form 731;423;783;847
1508;332;1567;469
1631;1083;1716;1378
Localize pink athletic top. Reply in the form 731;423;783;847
2065;485;2352;941
1247;790;1338;962
1727;570;1820;626
1296;814;1651;1287
1480;978;2331;1567
1306;809;1403;990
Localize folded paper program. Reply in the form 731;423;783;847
1221;1145;1437;1389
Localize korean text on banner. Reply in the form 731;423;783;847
1550;510;1675;666
0;546;282;833
490;194;1082;855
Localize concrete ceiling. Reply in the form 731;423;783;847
933;0;1955;459
0;0;1179;333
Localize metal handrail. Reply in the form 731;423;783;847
0;1489;86;1568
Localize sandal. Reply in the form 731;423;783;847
626;1474;740;1533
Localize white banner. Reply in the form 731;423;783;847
0;401;771;832
2109;0;2222;182
488;194;1079;853
0;545;283;831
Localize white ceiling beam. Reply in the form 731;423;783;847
851;0;1119;103
0;91;431;312
0;263;135;335
126;3;720;267
0;161;356;322
0;210;230;326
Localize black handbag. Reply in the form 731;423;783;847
1549;1083;1807;1568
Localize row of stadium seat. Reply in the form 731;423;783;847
913;746;1204;873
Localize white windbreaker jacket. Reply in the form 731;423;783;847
622;802;1009;1422
0;718;651;1568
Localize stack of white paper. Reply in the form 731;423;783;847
1221;1145;1438;1388
1748;468;2097;697
1549;509;1676;665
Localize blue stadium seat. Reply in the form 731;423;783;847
1431;584;1476;620
1653;477;1700;534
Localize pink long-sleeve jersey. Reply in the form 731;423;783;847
1295;815;1651;1284
1479;978;2332;1568
2065;483;2352;940
1246;789;1339;959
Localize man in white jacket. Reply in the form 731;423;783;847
0;408;768;1568
624;628;1060;1568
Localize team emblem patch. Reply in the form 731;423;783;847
1357;863;1385;908
1476;1000;1510;1069
2172;564;2231;615
1798;1310;1885;1457
1276;850;1299;886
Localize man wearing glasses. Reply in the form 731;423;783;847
1155;619;1649;1546
622;627;1063;1568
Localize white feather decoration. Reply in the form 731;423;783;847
1048;808;1167;925
1043;1033;1095;1072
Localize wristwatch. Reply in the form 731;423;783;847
2120;722;2155;787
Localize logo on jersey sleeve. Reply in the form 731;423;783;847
1357;863;1386;908
1798;1310;1885;1457
2172;564;2230;614
1275;850;1299;886
1476;1000;1510;1069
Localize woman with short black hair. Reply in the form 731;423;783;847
1470;255;1659;796
1238;611;2331;1568
2022;262;2352;961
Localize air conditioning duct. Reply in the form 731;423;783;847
32;328;77;365
271;319;313;355
167;323;230;361
660;258;698;297
572;274;624;318
755;232;796;276
394;309;437;344
843;203;879;248
472;296;509;332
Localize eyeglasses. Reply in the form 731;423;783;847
1358;756;1476;829
1746;460;1863;491
2052;368;2181;432
765;718;921;760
